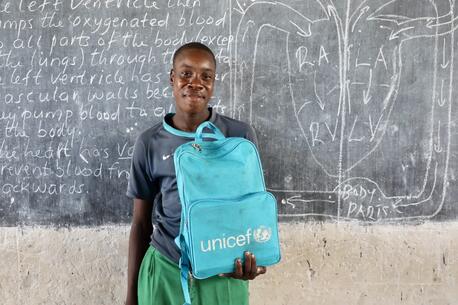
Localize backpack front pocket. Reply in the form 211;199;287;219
186;191;281;279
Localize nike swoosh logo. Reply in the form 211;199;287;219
162;154;172;160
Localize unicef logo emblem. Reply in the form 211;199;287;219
253;226;272;243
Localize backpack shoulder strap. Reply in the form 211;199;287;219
179;243;192;305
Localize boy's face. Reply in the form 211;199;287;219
170;48;216;115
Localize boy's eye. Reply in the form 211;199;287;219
202;74;214;80
181;71;192;77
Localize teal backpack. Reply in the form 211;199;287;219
170;121;281;305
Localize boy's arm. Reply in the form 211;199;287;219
126;198;153;305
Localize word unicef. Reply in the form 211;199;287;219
200;226;272;253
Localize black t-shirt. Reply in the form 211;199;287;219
126;108;258;263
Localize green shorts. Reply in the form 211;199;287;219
138;246;249;305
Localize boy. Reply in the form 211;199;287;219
125;42;266;305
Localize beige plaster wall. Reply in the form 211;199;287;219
1;222;457;305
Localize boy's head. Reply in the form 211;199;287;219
170;43;216;116
172;42;216;68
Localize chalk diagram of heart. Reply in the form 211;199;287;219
232;0;457;221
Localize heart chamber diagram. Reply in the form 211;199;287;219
231;0;457;221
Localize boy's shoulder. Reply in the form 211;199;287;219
214;112;257;144
134;120;164;146
214;112;253;133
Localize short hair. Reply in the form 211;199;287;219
172;42;216;67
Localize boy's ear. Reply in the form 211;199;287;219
170;69;175;85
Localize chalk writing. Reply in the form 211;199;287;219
1;0;457;224
0;0;231;216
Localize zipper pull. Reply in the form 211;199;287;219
191;143;202;152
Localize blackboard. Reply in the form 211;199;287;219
0;0;457;225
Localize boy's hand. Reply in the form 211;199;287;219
219;251;267;280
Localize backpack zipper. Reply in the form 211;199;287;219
191;143;202;152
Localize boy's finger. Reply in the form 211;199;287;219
250;254;257;278
244;252;252;275
235;258;243;278
257;266;267;275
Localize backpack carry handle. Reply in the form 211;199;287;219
195;122;225;142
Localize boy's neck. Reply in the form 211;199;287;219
172;108;211;132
